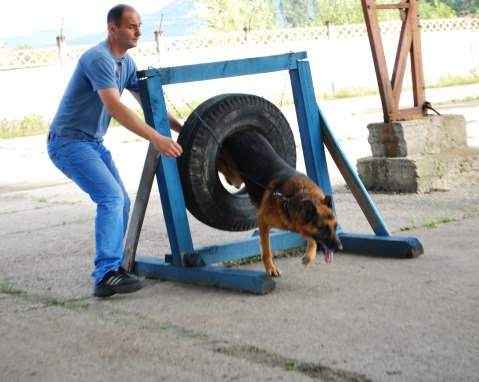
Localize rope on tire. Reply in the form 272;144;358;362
193;111;223;148
265;120;280;138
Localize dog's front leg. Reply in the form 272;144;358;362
302;239;317;266
258;222;281;277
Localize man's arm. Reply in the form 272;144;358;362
98;88;182;158
130;91;183;133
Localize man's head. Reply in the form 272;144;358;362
107;4;142;53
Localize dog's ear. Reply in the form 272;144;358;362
302;199;317;220
323;195;333;208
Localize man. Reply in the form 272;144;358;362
47;4;182;298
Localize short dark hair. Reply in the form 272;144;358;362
107;4;135;27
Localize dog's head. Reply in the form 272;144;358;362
287;194;342;262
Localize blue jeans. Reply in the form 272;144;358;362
47;132;130;284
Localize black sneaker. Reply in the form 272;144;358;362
93;267;144;298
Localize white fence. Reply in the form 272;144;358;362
0;18;478;119
2;18;478;69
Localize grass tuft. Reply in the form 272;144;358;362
1;283;24;295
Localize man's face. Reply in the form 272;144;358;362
112;9;142;50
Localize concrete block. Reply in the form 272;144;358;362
357;147;479;193
367;114;467;158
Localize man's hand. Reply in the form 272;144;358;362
152;133;183;158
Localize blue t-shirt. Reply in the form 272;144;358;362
50;40;140;141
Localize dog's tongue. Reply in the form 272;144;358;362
324;249;334;264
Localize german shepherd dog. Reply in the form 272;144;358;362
218;131;342;277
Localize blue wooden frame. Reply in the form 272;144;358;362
132;51;423;294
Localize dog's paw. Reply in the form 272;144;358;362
267;266;282;277
302;255;312;267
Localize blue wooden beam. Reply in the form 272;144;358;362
137;52;308;85
135;256;276;295
339;233;423;258
182;231;306;267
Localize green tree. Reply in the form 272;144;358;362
421;0;458;18
194;0;279;32
428;0;479;16
311;0;366;26
280;0;402;28
280;0;314;28
17;42;33;50
196;0;466;33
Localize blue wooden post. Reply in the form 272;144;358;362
131;51;423;295
138;75;194;267
289;59;333;196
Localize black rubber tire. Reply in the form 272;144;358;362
177;93;296;231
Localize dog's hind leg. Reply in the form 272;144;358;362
302;239;317;267
258;222;282;277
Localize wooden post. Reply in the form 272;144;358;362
154;29;163;54
56;34;66;68
123;143;159;272
361;0;426;122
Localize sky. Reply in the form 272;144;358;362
0;0;174;38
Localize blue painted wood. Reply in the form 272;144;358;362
139;76;194;266
184;231;306;267
289;59;343;236
135;256;276;294
289;60;333;196
137;52;307;84
132;50;424;294
339;233;423;258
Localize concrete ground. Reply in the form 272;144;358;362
1;85;478;381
